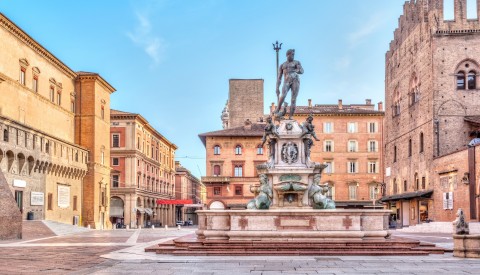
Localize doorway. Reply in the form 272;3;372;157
15;190;23;213
402;201;410;227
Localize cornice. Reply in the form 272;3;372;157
0;13;77;79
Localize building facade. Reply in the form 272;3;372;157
174;161;202;224
109;110;177;228
383;0;480;227
0;13;115;228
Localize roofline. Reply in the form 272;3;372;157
76;72;116;94
0;12;77;79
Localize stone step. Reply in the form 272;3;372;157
168;250;430;256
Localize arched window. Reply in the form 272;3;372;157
235;145;242;155
419;132;424;153
213;165;221;176
45;141;50;153
3;129;8;142
457;71;466;89
394;145;397;162
257;145;263;155
234;165;243;177
414;173;419;191
468;71;476;89
393;178;398;195
213;145;221;155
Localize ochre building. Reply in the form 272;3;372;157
175;161;202;225
383;0;480;227
0;13;115;229
110;110;177;228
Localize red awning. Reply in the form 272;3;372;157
156;199;193;205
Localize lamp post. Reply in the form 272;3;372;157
272;41;282;101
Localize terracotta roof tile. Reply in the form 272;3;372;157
198;123;265;146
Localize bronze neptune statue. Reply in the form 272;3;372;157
275;49;304;119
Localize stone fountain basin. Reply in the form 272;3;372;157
196;209;392;241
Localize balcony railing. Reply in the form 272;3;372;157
201;176;230;184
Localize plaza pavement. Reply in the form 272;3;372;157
0;221;478;274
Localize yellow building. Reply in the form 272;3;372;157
0;13;115;228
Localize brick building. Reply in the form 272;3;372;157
383;0;480;227
201;79;384;209
174;161;202;225
0;13;115;229
109;110;177;228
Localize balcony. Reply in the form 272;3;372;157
201;176;230;184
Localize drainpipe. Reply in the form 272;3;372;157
434;119;440;157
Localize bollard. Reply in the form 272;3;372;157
152;225;155;229
126;225;130;230
87;224;91;229
165;225;168;230
177;225;181;230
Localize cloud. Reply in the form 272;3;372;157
127;12;165;65
348;14;383;48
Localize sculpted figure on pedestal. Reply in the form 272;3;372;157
275;49;304;119
308;173;336;209
453;208;469;235
247;174;273;210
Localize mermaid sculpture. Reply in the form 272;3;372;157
247;174;273;210
308;173;335;209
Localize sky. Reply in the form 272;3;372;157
0;0;415;178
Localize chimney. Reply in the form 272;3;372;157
244;119;252;130
338;99;343;110
378;101;383;111
365;99;372;105
308;99;312;107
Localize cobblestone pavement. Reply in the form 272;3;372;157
0;222;478;275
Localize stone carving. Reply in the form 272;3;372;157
453;208;469;235
301;115;320;164
281;142;298;164
308;174;336;209
261;116;278;168
279;174;302;182
247;174;273;210
274;102;288;122
275;49;304;119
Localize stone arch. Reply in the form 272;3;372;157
110;196;124;219
6;150;15;172
17;153;26;175
437;100;466;116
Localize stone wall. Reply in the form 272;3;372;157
228;79;264;128
0;169;22;239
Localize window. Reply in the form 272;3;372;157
101;151;105;165
112;175;119;188
348;184;357;200
101;105;105;120
421;176;426;189
214;145;221;155
368;140;377;152
368;161;378;174
47;193;53;210
235;185;243;196
234;165;243;177
408;139;412;157
20;67;26;85
3;129;8;142
235;145;242;155
112;134;120;148
415;173;419;190
348;161;358;173
394;145;397;162
457;71;466;90
368;122;377;133
213;165;221;176
213;187;221;196
393;179;398;195
324;140;333;152
347;122;357;133
348;140;357;152
468;71;476;89
71;101;75;112
257;145;263;155
324;122;333;133
45;141;50;153
112;158;119;166
73;196;78;211
57;91;61;105
49;86;55;102
33;76;38;92
419;132;424;153
324;161;334;174
393;102;401;116
404;180;408;192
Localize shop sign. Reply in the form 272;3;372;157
31;192;44;206
13;179;26;188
